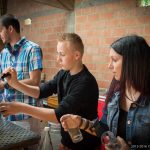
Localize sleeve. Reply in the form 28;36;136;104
101;106;108;125
38;72;59;99
55;79;99;122
28;45;43;72
96;108;109;138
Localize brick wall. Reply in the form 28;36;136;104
7;0;150;89
75;0;150;88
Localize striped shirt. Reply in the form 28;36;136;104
0;37;43;121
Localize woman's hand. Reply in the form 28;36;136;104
60;114;81;131
105;136;130;150
0;102;21;117
2;67;18;87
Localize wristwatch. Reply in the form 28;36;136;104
3;81;9;89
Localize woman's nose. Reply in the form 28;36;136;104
108;61;113;69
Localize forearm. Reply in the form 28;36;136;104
20;78;40;86
12;80;40;98
20;70;41;86
18;103;59;123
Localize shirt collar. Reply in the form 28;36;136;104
68;64;86;78
137;95;150;106
5;37;26;52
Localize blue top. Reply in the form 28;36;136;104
101;91;150;148
0;37;43;121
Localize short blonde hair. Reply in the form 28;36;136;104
58;33;84;55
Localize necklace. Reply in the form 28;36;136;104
125;95;137;102
125;95;144;107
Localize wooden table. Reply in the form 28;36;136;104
0;119;41;150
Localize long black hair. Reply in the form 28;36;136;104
105;35;150;104
0;14;20;33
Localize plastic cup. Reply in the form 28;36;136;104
101;131;121;150
68;128;83;143
101;131;117;144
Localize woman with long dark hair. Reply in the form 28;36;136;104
60;35;150;149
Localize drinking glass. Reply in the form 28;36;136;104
68;127;83;143
101;131;121;150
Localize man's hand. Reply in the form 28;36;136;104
0;102;21;117
2;67;18;87
60;114;81;131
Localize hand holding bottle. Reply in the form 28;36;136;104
101;131;129;150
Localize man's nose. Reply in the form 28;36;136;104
57;55;61;62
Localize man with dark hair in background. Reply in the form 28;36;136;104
0;14;43;132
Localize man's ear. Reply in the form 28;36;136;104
74;51;81;60
8;25;14;33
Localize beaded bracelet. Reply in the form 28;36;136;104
79;118;94;131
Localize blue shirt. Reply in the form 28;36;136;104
0;37;43;121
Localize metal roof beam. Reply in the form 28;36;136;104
33;0;74;11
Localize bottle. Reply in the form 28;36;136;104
48;121;61;150
38;127;53;150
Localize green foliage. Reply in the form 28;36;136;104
140;0;150;7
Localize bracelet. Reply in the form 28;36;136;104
79;118;87;129
80;118;94;131
83;119;90;130
79;117;83;128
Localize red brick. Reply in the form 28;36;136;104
97;80;111;89
75;9;82;16
137;16;150;25
83;54;93;63
96;64;108;72
82;7;91;15
99;12;114;20
111;28;127;36
76;16;88;23
86;63;96;70
105;19;121;27
120;18;138;26
88;14;99;22
104;37;118;46
98;47;110;55
99;29;112;37
127;27;144;35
